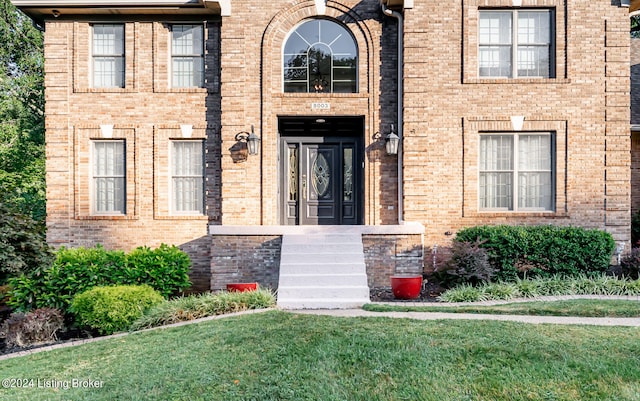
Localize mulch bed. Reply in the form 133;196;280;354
0;327;95;357
370;281;445;302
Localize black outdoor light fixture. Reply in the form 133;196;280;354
235;125;261;156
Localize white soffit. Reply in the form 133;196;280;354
11;0;231;20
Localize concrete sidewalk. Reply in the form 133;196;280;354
292;295;640;327
293;309;640;326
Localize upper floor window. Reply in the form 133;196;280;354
92;24;125;88
92;140;126;214
172;24;204;88
283;19;358;93
479;133;554;211
479;10;553;78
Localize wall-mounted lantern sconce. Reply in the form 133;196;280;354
385;124;400;155
374;124;400;155
235;125;261;156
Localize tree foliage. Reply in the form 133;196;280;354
0;0;45;223
0;200;52;285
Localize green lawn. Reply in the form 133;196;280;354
363;299;640;317
1;311;639;401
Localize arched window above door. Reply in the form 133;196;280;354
283;19;358;93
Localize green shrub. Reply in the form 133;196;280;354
434;240;495;287
71;285;164;335
123;245;191;298
0;307;64;347
0;201;53;285
7;244;191;312
131;289;276;331
455;225;615;281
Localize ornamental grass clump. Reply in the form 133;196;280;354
130;288;276;331
438;275;640;302
437;284;488;303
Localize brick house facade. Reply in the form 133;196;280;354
14;0;633;292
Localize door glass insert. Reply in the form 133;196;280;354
288;145;298;201
343;148;353;201
312;151;331;199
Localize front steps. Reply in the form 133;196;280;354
277;233;370;309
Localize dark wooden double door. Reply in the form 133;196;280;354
280;117;363;225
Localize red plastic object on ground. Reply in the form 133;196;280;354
226;283;258;292
390;275;423;299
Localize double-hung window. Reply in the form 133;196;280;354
479;10;553;78
479;133;554;211
92;140;126;214
171;24;204;88
92;24;125;88
171;140;204;214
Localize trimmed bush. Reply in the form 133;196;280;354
0;308;64;347
71;285;164;335
7;244;191;312
123;245;192;298
131;289;276;331
455;225;615;281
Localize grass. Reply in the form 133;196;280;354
363;299;640;317
1;311;640;401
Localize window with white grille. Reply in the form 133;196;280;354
92;24;125;88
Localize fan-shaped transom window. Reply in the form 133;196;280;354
283;19;358;93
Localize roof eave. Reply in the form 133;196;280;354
379;0;413;10
11;0;231;22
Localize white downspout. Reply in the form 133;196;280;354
381;2;404;224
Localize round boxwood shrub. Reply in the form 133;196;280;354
71;285;164;335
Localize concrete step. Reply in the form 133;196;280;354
278;285;370;300
277;298;369;310
279;273;368;287
280;243;364;254
282;234;363;245
279;262;366;275
277;233;370;309
280;252;364;264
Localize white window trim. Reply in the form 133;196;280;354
91;23;125;88
90;139;126;216
478;132;555;212
170;139;205;215
170;23;205;88
478;9;555;79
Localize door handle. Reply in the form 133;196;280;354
302;174;307;200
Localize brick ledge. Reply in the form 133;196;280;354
209;223;425;236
